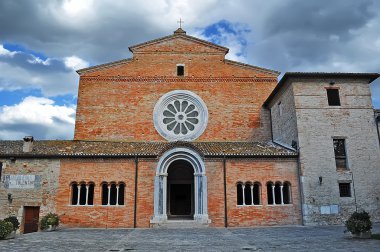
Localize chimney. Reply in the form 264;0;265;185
23;136;34;153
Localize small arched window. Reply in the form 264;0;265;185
283;182;292;204
244;182;252;205
237;183;244;205
267;182;274;205
274;182;282;205
102;182;126;206
70;181;94;206
267;181;292;205
118;183;125;205
252;182;261;205
237;181;261;206
71;182;78;205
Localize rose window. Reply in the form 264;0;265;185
153;90;208;141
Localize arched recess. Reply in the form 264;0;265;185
151;147;209;224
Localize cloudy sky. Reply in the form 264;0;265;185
0;0;379;140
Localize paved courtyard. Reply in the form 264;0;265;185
0;224;379;251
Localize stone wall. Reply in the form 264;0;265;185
269;77;380;225
269;79;298;148
0;158;60;233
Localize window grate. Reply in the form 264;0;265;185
339;183;351;197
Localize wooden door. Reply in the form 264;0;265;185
24;206;40;234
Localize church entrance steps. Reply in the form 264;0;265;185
151;220;209;228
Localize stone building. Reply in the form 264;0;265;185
0;28;379;233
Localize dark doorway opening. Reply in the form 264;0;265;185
167;160;194;219
24;206;40;234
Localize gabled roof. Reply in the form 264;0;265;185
77;58;132;75
225;59;280;76
263;72;380;107
128;28;229;54
0;140;297;158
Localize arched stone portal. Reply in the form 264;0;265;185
151;147;209;224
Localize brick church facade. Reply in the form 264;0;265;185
1;28;379;232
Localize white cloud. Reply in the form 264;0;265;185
0;96;76;140
0;50;79;96
27;55;50;65
64;55;89;70
0;44;16;57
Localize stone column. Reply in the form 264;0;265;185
280;185;284;205
242;184;246;205
271;185;276;205
116;185;120;206
250;184;254;205
152;174;168;222
107;184;111;205
77;185;81;205
85;184;89;205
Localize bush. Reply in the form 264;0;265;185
345;211;372;234
0;220;13;239
40;213;59;230
4;216;20;231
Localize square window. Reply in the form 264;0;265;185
339;183;351;197
177;65;184;76
327;89;341;106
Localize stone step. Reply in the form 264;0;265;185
151;220;209;228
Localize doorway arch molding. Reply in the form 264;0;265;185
151;147;209;224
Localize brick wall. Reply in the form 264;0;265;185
225;158;301;227
50;157;301;228
74;34;277;142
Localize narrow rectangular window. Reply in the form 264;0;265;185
327;89;341;106
278;102;282;116
177;65;184;76
333;139;347;169
339;183;351;197
0;162;2;179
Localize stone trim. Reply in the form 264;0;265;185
151;147;209;224
79;76;277;83
153;90;208;141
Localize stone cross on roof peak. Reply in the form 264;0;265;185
174;18;186;35
177;18;184;28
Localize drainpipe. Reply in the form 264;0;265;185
351;171;358;212
134;156;138;228
268;108;274;140
296;152;305;226
375;113;380;147
223;156;228;228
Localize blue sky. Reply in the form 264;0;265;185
0;0;379;140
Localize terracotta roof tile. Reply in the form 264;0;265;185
0;141;297;158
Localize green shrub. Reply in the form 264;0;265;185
40;213;59;230
4;216;20;231
0;220;13;239
345;211;372;234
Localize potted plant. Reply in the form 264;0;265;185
345;211;372;238
40;213;59;232
0;220;13;240
3;216;19;238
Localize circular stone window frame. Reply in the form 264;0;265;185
153;90;208;141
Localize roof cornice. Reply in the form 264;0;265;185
128;32;229;54
263;72;380;107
